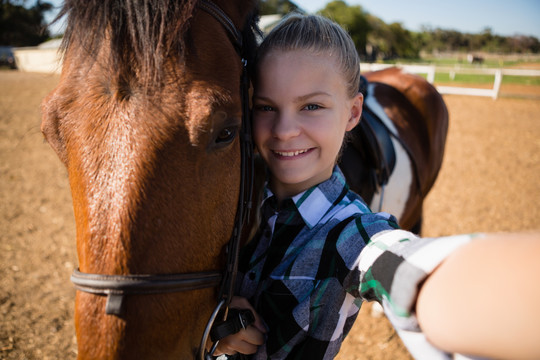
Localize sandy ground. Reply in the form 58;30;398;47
1;71;539;359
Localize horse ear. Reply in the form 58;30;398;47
346;93;363;131
41;90;68;165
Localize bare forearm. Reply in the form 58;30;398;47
417;232;540;360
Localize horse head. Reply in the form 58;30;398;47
40;0;258;358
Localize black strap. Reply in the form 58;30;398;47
197;2;254;359
71;269;222;315
210;308;255;343
198;0;243;53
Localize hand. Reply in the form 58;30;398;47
212;296;267;356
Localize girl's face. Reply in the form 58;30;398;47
253;49;363;201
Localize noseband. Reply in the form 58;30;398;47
70;1;254;358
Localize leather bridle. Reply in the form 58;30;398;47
70;1;255;358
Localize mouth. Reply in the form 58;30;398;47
272;148;313;157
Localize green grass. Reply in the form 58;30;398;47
380;56;540;68
433;72;540;85
372;56;540;88
381;57;540;85
417;56;536;68
499;75;540;86
434;73;493;84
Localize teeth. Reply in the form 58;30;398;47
274;149;309;157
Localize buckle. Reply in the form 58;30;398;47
210;308;255;342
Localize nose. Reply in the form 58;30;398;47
272;111;300;140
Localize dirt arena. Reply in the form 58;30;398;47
1;71;539;359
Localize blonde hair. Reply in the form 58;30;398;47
256;13;361;98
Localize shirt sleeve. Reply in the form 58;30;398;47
357;229;479;360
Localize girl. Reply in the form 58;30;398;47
213;13;540;360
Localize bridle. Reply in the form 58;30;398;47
70;1;255;358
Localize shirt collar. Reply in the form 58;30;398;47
262;166;349;229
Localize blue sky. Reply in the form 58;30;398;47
45;0;540;38
293;0;540;38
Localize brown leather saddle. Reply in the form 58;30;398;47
339;76;396;205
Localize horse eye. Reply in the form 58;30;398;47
215;127;237;144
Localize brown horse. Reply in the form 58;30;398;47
41;0;259;358
340;67;448;232
40;1;447;358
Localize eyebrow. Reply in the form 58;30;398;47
254;91;332;103
294;92;332;103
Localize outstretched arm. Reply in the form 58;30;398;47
417;232;540;360
359;230;540;360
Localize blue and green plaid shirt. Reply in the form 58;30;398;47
235;166;475;359
236;166;400;359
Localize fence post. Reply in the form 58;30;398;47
426;66;435;83
492;69;502;99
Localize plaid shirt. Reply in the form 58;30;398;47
359;230;476;360
234;166;476;359
236;167;400;359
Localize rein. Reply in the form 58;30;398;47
70;1;254;358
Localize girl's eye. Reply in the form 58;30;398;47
304;104;320;111
254;105;275;112
257;105;274;112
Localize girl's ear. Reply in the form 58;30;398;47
346;93;363;131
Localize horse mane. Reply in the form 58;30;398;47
57;0;260;88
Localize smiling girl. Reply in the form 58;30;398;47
211;13;540;360
212;14;411;359
253;46;362;201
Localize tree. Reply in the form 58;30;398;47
259;0;540;57
318;0;371;57
259;0;302;16
387;22;419;59
366;15;419;60
0;0;53;46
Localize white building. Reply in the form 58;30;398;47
13;38;62;74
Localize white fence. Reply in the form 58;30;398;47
360;63;540;99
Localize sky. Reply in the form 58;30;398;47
45;0;540;39
293;0;540;38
